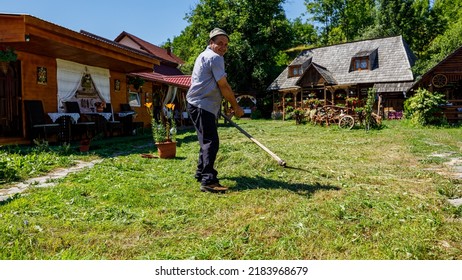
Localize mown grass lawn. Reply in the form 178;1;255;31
1;119;461;259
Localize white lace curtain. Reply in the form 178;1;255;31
163;85;177;106
56;59;110;112
162;86;178;118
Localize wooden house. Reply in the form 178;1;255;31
409;45;462;123
0;13;162;145
267;36;416;119
112;32;191;126
79;30;191;129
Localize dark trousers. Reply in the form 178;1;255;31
187;103;219;185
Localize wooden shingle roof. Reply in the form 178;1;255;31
268;35;416;91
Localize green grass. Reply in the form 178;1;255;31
1;119;462;259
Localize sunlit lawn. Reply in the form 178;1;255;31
1;119;461;259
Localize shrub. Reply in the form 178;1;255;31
271;111;283;120
404;88;447;126
250;109;262;119
0;160;18;183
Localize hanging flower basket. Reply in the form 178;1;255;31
0;47;17;74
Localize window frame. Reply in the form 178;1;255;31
288;65;302;78
128;91;141;107
353;57;369;71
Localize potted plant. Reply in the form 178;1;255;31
345;97;360;106
79;137;91;152
0;47;17;74
145;102;177;158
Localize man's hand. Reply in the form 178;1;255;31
218;77;246;118
233;106;245;118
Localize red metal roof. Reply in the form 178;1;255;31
133;72;191;89
164;75;191;88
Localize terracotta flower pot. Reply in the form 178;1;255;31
156;141;176;159
79;144;90;152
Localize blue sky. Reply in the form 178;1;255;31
0;0;307;46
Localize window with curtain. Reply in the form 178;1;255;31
56;59;110;112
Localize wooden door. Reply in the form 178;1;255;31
0;61;22;137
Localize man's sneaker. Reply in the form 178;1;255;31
200;183;228;193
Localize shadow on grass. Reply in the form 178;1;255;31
177;134;198;146
225;175;340;196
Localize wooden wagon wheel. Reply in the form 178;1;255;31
432;74;447;88
338;115;355;130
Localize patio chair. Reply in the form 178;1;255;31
119;103;141;135
103;103;122;136
120;103;133;113
24;100;60;143
64;101;95;140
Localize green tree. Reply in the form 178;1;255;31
290;17;318;47
304;0;375;44
171;0;293;93
407;0;445;57
275;17;319;68
339;0;375;41
352;0;445;64
305;0;344;44
412;0;462;76
361;0;414;38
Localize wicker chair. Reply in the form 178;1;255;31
24;100;60;143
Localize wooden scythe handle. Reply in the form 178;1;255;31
220;112;286;167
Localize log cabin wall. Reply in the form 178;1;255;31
109;71;128;113
410;46;462;123
18;51;58;137
18;52;154;137
20;51;57;107
125;80;153;128
0;13;163;144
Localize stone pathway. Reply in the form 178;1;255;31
0;143;152;202
427;153;462;207
0;159;103;202
445;158;462;207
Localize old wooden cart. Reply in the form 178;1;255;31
308;105;381;129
